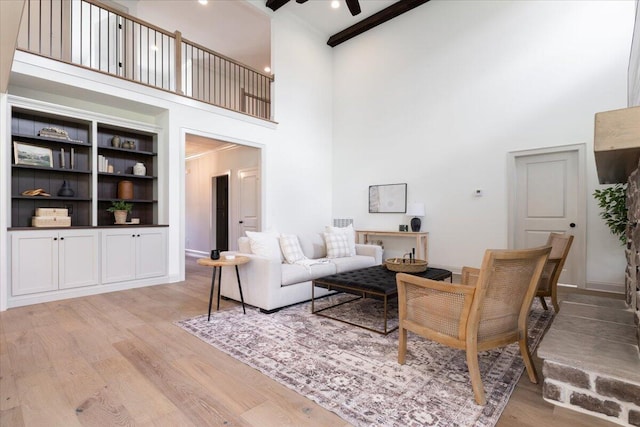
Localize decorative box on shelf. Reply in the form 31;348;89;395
32;207;71;227
35;208;68;217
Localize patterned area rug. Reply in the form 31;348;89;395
176;295;553;427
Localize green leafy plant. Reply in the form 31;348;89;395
107;200;133;213
593;184;628;245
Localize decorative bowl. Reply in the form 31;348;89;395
384;258;428;273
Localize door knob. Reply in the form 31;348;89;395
569;223;576;228
239;220;244;224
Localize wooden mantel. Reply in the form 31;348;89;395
594;105;640;184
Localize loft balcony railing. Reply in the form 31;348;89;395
15;0;273;121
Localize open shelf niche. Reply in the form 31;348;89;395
96;124;158;226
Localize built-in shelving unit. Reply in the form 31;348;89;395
9;107;159;227
7;102;167;308
96;124;158;226
11;109;93;227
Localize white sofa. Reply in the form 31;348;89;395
220;232;383;313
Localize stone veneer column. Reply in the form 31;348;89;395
628;159;640;347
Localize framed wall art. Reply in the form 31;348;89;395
369;183;407;213
13;142;53;167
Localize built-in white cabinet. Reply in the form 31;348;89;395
101;227;167;284
11;229;99;296
6;101;167;309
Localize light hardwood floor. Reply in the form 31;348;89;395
0;257;617;426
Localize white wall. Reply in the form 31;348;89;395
266;12;334;232
331;0;634;288
185;145;260;255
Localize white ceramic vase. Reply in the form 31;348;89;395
133;162;146;176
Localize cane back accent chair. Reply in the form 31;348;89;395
396;246;551;405
536;232;574;312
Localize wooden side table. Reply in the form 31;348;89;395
197;255;250;320
356;230;429;261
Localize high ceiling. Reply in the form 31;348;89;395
273;0;396;37
118;0;412;157
115;0;420;72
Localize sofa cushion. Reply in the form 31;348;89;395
298;232;327;259
324;232;351;258
331;255;378;273
238;237;251;253
325;224;356;256
281;262;336;286
246;230;283;262
280;234;307;264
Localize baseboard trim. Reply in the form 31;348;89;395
585;281;624;294
186;249;208;258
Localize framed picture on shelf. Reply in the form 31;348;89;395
13;142;53;167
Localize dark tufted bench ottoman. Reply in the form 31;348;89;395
312;265;452;334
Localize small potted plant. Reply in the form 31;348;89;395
107;200;133;224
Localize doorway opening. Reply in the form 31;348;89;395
212;174;229;251
184;133;261;272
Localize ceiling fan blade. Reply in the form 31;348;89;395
345;0;361;16
296;0;309;3
266;0;291;12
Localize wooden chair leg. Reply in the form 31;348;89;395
466;350;486;405
518;337;538;383
551;288;559;312
538;296;548;310
398;327;407;364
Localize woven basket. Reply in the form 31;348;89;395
384;258;428;273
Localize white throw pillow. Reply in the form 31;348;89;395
324;232;351;259
325;224;356;256
279;234;307;264
246;230;283;262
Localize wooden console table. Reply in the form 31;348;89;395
356;230;429;261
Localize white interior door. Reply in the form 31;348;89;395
238;168;260;241
510;146;586;287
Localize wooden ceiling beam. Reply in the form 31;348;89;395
327;0;430;47
266;0;291;12
345;0;361;16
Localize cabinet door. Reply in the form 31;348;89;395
58;230;99;289
101;229;137;284
11;231;58;296
136;228;167;279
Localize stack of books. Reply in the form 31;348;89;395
98;155;110;172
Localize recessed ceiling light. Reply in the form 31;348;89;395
198;0;208;5
331;1;340;9
264;66;271;73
